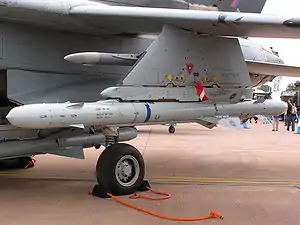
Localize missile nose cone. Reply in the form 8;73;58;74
276;100;288;115
64;53;82;64
6;107;19;125
6;104;45;129
6;105;34;128
100;87;119;98
64;52;100;65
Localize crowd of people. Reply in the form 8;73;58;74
272;98;298;132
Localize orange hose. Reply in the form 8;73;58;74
106;189;224;221
129;186;171;200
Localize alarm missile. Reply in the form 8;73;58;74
6;99;287;130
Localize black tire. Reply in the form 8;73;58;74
169;126;175;133
96;143;145;195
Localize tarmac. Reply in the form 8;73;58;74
1;122;300;225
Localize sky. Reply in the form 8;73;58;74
250;0;300;98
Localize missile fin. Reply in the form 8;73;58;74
218;117;244;130
255;115;272;124
254;93;272;104
70;124;85;129
196;116;243;130
66;103;84;109
195;118;217;129
50;146;85;159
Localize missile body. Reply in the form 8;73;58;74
6;99;286;129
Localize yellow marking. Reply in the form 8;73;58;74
179;75;185;82
147;176;300;185
165;74;173;81
203;75;209;83
148;176;300;181
1;172;300;186
213;76;219;82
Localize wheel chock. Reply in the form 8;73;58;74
89;180;151;199
89;184;111;198
138;180;151;192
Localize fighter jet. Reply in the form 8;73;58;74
0;0;299;195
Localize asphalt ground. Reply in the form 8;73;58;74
0;122;300;225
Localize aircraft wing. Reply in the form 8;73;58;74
69;4;300;38
246;61;300;77
2;2;300;38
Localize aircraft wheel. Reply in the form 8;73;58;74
168;125;176;133
96;143;145;195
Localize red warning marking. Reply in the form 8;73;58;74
195;82;209;102
186;62;194;75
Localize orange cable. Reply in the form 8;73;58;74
105;186;224;221
129;186;171;200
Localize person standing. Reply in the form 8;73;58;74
286;99;297;132
272;115;280;131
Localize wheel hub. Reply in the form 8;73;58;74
119;161;132;179
115;155;140;187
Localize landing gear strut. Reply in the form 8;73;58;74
95;127;145;195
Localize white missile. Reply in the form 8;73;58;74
64;52;138;66
6;99;287;130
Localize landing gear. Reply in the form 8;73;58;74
96;143;145;195
168;125;175;133
94;126;145;195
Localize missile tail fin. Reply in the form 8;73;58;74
70;124;85;129
218;117;244;130
50;146;85;159
66;103;84;109
255;115;272;124
196;116;243;130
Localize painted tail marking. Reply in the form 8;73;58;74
195;82;209;102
